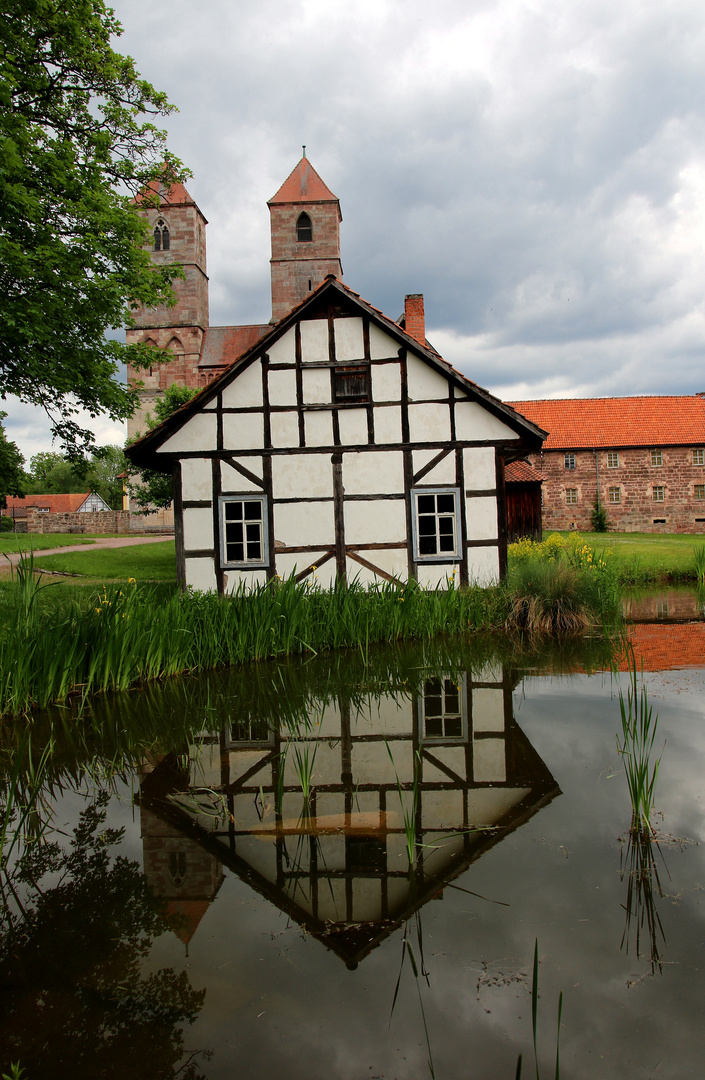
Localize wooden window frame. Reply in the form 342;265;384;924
652;486;665;502
417;674;468;744
694;449;705;466
695;485;705;501
411;487;462;563
219;494;269;568
651;449;663;467
565;488;578;505
332;363;370;405
607;451;619;468
296;212;312;243
564;453;576;470
608;486;621;504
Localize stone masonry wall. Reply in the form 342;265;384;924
270;202;342;320
533;446;705;533
24;509;132;534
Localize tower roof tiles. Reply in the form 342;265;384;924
268;157;340;206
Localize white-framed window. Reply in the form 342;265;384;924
607;451;619;468
411;488;461;561
695;485;705;501
651;449;663;467
564;453;576;470
695;449;705;466
418;675;467;742
565;488;578;505
219;495;268;567
652;486;665;502
608;486;621;504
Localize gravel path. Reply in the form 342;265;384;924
2;534;174;566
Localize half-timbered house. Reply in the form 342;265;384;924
126;276;544;592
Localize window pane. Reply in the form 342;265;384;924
226;522;243;544
425;717;443;738
426;678;442;696
417;495;435;514
439;533;455;552
445;716;462;738
419;534;437;555
418;516;436;535
225;502;244;521
438;517;454;535
227;541;244;561
246;541;261;559
437;494;454;513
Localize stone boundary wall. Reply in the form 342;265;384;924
534;446;705;533
6;510;174;535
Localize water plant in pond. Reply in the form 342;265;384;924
516;940;563;1080
620;824;666;975
615;648;663;833
693;544;705;582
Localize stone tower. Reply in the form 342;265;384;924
126;180;209;439
268;155;343;321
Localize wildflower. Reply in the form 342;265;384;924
128;577;136;585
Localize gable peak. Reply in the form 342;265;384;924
268;157;339;206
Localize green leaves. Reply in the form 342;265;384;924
0;0;188;457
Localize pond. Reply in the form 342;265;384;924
2;627;705;1079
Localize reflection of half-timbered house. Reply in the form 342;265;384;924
126;158;545;591
138;663;559;967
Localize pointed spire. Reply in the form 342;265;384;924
268;157;339;205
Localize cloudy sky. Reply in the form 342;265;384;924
8;0;705;462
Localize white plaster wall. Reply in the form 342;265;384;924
464;447;496;489
317;836;346;872
353;696;410;736
338;408;369;446
302;368;331;404
466;496;498;540
266;327;295;364
273;552;329;580
270;411;300;448
316;791;344;817
181;458;212;501
300;319;329;362
160;412;217;453
406;354;450;400
234;838;277;883
353;880;382;922
455;400;519;441
223;569;268;593
183;507;213;550
412;448;456;485
220;457;263;493
473;688;505;732
473;739;506;782
272;453;332;498
417;564;457;590
368;322;398;360
421;789;463;831
221;359;262;408
408;402;452;443
317;880;346;923
222;412;264;451
268;368;297;406
343;450;404;494
466;787;531;825
305;410;334;446
316;703;341;739
344;500;406;544
334;317;364;360
346;549;407;585
373;405;402;444
422;746;466;781
371;363;402;401
185;557;217;592
467;546;500;586
274;502;335;548
354;743;413;785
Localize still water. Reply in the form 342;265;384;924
2;628;705;1079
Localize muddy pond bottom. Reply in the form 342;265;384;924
2;630;705;1080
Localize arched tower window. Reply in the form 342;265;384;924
296;212;312;243
153;218;170;251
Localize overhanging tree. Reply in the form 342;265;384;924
0;0;187;458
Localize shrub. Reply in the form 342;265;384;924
0;516;13;532
591;499;610;532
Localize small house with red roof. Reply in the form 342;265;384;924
509;397;705;533
5;491;111;523
126;157;544;591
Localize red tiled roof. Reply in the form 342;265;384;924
268;157;339;205
5;493;90;514
134;179;201;211
505;460;543;484
508;396;705;450
199;325;270;368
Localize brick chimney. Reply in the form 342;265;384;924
404;294;425;346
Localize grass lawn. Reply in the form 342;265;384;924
30;540;177;582
554;530;705;579
0;533;112;554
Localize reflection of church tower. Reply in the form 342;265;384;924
268;155;343;321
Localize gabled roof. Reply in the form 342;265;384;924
5;493;92;514
268;157;340;206
134;179;207;221
126;276;546;472
505;460;543;484
199;325;270;369
509;396;705;450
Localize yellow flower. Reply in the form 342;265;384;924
128;577;136;585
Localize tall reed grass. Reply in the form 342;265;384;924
615;647;663;833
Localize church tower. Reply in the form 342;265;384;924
126;180;209;438
268;155;342;321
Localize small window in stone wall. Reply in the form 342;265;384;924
653;486;665;502
564;453;576;470
565;488;578;505
695;485;705;500
695;449;705;466
608;487;621;503
296;212;312;242
153;218;170;250
651;449;663;467
607;451;619;468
